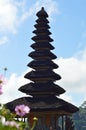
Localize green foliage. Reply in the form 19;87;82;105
0;122;18;130
0;105;23;130
0;105;38;130
0;105;16;120
73;101;86;130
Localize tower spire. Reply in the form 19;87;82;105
19;6;65;97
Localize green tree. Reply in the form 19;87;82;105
73;101;86;130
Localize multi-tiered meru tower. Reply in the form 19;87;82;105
6;7;79;130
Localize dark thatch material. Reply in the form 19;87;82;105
36;18;49;24
19;82;65;95
36;7;48;18
33;29;51;35
34;23;50;29
31;42;54;50
29;50;57;59
24;70;61;81
28;60;58;69
6;96;78;114
32;35;53;42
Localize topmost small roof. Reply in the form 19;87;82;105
36;7;48;17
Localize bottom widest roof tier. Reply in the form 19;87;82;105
5;95;79;115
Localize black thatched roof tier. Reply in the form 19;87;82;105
24;70;61;82
31;42;54;50
5;96;79;114
33;29;51;35
32;35;53;42
34;23;50;29
36;7;48;18
36;18;49;24
29;50;57;60
28;60;58;69
19;82;65;96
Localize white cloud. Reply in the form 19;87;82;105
0;0;17;34
0;0;27;45
55;49;86;106
0;0;60;34
59;93;73;104
0;0;26;34
0;71;29;104
0;36;8;45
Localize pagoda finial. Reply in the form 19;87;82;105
41;7;44;10
36;7;48;17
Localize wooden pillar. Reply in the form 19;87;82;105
29;115;34;127
45;115;51;126
54;116;57;129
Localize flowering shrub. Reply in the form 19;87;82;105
0;74;6;95
0;104;29;130
0;74;6;86
15;104;30;117
0;74;38;130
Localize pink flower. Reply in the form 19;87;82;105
15;104;30;117
0;74;6;87
5;121;20;129
0;86;3;95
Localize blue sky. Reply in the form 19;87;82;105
0;0;86;107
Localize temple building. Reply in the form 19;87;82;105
6;7;79;130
